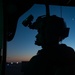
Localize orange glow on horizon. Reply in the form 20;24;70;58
6;56;32;62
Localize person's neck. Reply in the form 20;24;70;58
42;43;59;49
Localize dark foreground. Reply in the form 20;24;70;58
5;62;25;75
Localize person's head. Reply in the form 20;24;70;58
34;15;69;46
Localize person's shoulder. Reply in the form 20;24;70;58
29;54;41;62
29;55;37;62
60;44;75;53
29;49;45;63
60;44;74;49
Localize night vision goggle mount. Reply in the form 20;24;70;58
22;4;50;30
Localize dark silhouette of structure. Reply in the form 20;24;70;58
3;1;75;75
6;0;75;42
22;15;75;75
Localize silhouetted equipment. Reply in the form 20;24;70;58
22;15;34;27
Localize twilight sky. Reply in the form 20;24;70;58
7;4;75;62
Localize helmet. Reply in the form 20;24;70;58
22;15;69;41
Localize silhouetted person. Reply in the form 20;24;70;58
22;15;75;75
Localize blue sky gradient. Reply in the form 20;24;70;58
7;4;75;62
